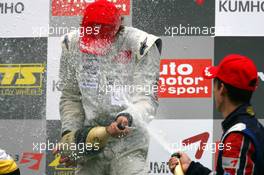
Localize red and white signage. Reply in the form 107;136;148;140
147;120;213;174
52;0;130;16
158;59;212;98
20;152;44;171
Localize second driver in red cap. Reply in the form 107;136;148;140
169;54;264;175
55;0;162;175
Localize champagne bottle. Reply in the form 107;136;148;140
59;124;126;161
86;126;110;149
174;159;184;175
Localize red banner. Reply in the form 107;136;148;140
52;0;130;16
158;59;212;98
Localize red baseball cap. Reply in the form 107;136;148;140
203;54;258;91
79;0;121;55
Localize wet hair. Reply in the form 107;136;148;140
214;78;253;104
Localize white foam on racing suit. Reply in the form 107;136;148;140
59;26;162;175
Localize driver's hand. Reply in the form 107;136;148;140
168;152;192;174
106;116;131;138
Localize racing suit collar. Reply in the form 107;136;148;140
221;103;253;132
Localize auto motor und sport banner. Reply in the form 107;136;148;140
159;59;212;98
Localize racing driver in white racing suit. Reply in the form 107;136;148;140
56;0;162;174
